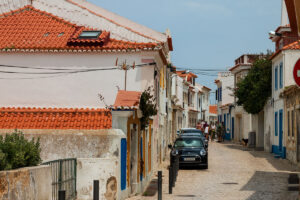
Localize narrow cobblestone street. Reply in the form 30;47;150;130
128;142;299;200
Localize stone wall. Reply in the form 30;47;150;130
0;129;125;162
0;165;52;200
77;158;121;200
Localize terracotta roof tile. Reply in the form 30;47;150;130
0;107;111;129
113;90;141;109
0;6;160;51
175;71;198;84
209;105;217;114
283;39;300;50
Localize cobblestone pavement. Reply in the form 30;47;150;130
127;141;299;200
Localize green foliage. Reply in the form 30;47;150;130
235;57;272;114
139;87;158;130
0;130;41;171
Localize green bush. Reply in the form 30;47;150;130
0;130;41;170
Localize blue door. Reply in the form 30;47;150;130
279;110;283;153
120;138;127;190
232;117;235;139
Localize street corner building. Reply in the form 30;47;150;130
0;0;174;199
268;0;300;160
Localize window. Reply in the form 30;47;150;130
220;87;222;101
292;110;295;137
58;32;64;37
275;67;278;90
224;114;226;129
279;63;283;89
78;31;102;39
288;111;290;136
275;112;278;136
199;98;201;108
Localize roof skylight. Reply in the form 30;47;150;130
78;31;102;39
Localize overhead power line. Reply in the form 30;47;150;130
175;67;228;72
0;62;156;75
0;62;156;79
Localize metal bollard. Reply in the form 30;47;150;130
58;190;65;200
174;156;177;181
176;155;179;179
93;180;99;200
169;166;173;194
172;162;176;187
158;171;162;200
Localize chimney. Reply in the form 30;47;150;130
281;0;289;26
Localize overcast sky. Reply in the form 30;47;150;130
88;0;282;103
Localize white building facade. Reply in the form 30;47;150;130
0;0;173;198
215;71;234;140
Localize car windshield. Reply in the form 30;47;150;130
174;138;203;148
181;129;202;134
185;133;205;139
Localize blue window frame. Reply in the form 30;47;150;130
227;113;230;130
275;67;278;91
279;62;283;89
220;87;222;101
275;112;278;136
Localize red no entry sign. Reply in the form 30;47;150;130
294;59;300;87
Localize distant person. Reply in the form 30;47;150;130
204;122;209;140
217;122;222;142
221;122;225;142
210;123;216;141
196;121;201;130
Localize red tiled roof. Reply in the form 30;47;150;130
176;71;198;84
209;105;217;114
0;6;159;51
0;107;112;129
270;40;300;60
176;71;197;78
67;0;163;43
283;39;300;50
113;90;142;109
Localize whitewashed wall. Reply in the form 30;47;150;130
264;101;273;152
221;74;234;106
177;76;184;107
77;158;121;200
283;50;300;87
0;52;160;108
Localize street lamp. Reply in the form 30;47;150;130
269;31;282;38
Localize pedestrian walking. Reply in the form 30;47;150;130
221;122;225;142
204;122;209;140
216;122;223;142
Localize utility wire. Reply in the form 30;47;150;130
176;67;228;72
0;62;156;79
0;62;156;75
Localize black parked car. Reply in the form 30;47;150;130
169;135;208;169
